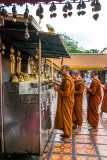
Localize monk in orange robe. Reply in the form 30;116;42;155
51;65;74;138
86;70;102;132
72;70;84;133
100;81;107;117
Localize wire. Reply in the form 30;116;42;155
0;0;92;8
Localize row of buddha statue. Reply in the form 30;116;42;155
10;46;38;82
10;46;50;82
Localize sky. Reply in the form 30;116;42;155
4;0;107;52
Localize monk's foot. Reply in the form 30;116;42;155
88;127;93;131
72;125;77;129
88;127;98;132
60;134;70;137
74;126;81;133
99;112;102;118
60;134;66;137
61;135;71;139
91;127;98;132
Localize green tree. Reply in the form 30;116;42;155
90;49;99;53
59;33;99;53
59;33;82;53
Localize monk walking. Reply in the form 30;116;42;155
86;70;102;132
72;70;84;133
51;65;74;138
100;78;107;117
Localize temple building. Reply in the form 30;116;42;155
52;53;107;84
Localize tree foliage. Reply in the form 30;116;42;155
59;33;99;53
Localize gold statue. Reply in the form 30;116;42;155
24;73;30;81
41;72;44;79
46;24;55;33
30;57;34;76
16;51;24;82
10;46;18;82
44;70;48;79
10;46;15;75
18;75;24;82
11;76;18;82
17;50;22;75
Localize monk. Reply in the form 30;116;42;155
100;80;107;117
78;70;83;80
86;70;102;132
50;65;74;138
72;70;84;133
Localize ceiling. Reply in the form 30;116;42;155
0;14;70;58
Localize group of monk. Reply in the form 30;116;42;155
50;65;107;139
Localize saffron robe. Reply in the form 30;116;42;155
101;82;107;113
55;76;74;136
73;78;84;126
87;79;102;127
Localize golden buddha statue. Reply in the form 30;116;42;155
30;57;34;76
16;51;24;82
10;46;18;82
44;70;48;79
24;73;30;81
17;50;22;75
11;76;18;82
41;72;44;79
10;46;15;75
18;75;24;82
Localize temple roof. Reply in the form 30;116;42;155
52;54;107;70
0;14;70;58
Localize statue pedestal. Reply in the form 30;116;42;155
18;75;24;82
10;75;19;82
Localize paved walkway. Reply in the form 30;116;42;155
41;96;107;160
1;96;107;160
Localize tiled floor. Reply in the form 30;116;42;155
1;97;107;160
40;97;107;160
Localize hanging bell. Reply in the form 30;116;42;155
67;2;73;10
39;15;44;19
81;11;86;15
82;1;86;9
13;11;17;20
91;0;95;7
52;2;56;11
95;1;101;11
50;14;53;18
24;5;29;19
24;11;29;19
36;8;41;16
53;13;57;18
1;8;8;18
12;5;17;21
25;31;30;40
25;4;29;13
77;11;81;16
12;5;16;13
77;3;82;10
62;4;68;12
49;5;53;12
39;4;44;14
93;13;99;20
68;12;73;17
63;13;68;18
